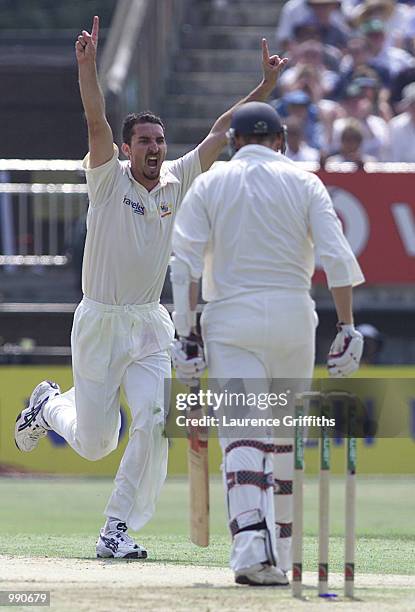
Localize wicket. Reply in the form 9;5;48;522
292;391;357;599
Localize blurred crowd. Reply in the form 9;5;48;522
272;0;415;165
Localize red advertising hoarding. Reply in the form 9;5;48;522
314;171;415;284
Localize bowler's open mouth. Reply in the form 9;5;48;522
146;156;159;168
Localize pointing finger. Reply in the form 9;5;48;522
91;15;99;44
262;38;270;62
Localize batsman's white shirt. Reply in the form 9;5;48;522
172;144;364;573
173;145;363;298
82;145;201;305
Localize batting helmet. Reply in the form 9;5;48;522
230;102;284;136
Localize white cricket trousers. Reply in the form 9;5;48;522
201;289;317;572
43;296;174;531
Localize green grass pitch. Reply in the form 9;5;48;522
0;475;414;575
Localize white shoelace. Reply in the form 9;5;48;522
115;531;136;546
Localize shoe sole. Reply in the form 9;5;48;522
14;399;49;452
97;550;148;560
14;412;23;450
235;575;288;587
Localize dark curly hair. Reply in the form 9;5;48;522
122;112;165;145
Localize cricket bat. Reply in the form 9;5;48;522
185;343;209;547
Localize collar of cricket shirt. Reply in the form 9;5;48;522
126;162;180;195
233;144;284;161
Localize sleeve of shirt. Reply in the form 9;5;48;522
172;176;210;280
308;174;365;288
82;144;123;208
167;148;202;205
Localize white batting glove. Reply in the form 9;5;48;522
171;335;207;387
327;323;364;378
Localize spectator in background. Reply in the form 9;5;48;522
278;40;340;99
389;82;415;161
290;17;322;46
276;54;345;153
275;0;350;51
352;71;393;121
283;62;326;102
361;18;415;81
271;89;324;149
335;49;393;120
324;118;377;166
305;0;350;49
284;116;321;161
289;19;342;69
337;36;390;89
327;81;390;160
390;65;415;110
351;0;414;48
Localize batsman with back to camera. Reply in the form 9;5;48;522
14;17;288;559
170;102;365;585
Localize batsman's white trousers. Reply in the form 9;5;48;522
201;289;317;572
43;296;174;531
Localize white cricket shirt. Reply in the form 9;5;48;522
82;146;201;305
389;112;415;162
172;145;364;303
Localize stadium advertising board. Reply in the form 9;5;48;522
1;366;415;475
314;171;415;284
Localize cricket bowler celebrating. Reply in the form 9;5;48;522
171;102;364;585
14;17;288;559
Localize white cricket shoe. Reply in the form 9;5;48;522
96;522;148;559
15;380;61;452
235;563;289;586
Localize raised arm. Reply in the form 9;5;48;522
75;15;113;168
196;39;288;172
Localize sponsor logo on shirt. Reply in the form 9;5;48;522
160;202;172;218
123;196;145;215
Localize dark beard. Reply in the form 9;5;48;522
143;168;160;180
